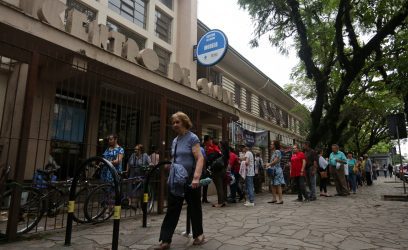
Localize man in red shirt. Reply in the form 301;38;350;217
290;144;309;202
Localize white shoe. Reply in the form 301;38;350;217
244;202;254;207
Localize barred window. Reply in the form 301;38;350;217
155;9;172;43
234;84;241;108
107;20;146;49
108;0;147;29
66;0;97;22
153;44;171;75
159;0;173;9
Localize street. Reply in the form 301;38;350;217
2;177;408;250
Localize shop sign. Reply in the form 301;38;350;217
196;29;228;66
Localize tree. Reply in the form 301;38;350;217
238;0;408;147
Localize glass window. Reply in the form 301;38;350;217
108;0;147;29
66;0;97;22
52;93;87;143
159;0;172;9
153;44;171;75
107;20;146;49
155;9;172;43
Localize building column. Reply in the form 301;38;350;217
158;95;167;214
7;52;39;240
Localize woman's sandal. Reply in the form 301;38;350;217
154;243;170;250
193;235;206;246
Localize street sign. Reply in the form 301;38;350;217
387;113;407;139
196;29;228;66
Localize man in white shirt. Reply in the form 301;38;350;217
241;145;255;207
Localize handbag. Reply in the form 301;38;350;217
320;171;328;179
210;156;224;172
167;138;189;197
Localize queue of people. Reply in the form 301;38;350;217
99;111;393;249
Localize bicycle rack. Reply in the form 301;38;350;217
142;161;171;228
64;157;121;250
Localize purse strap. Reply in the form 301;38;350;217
173;138;178;164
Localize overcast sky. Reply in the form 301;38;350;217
197;0;298;89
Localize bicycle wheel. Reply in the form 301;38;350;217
72;186;93;224
0;186;44;235
84;184;114;223
45;188;65;217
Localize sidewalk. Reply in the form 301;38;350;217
2;177;408;249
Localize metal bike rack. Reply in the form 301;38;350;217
142;161;171;228
64;157;121;250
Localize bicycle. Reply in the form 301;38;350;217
32;165;98;224
0;166;43;237
84;161;169;223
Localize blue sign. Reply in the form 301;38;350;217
196;29;228;66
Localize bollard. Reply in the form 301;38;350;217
142;161;171;228
65;157;121;249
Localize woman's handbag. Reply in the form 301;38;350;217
210;156;224;172
320;171;328;179
168;163;188;197
167;138;189;197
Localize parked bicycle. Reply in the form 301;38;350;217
0;165;43;237
84;161;169;223
0;164;99;239
32;164;98;224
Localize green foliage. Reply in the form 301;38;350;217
368;141;392;155
238;0;408;152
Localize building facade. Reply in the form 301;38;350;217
197;21;306;159
0;0;306;182
0;0;238;181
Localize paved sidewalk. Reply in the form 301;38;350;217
2;177;408;249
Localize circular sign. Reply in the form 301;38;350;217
196;29;228;66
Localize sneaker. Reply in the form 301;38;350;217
310;197;317;201
244;202;254;207
294;198;303;202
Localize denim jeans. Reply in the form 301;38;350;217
246;176;255;203
305;168;317;199
348;174;357;193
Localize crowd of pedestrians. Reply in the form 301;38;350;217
99;111;395;249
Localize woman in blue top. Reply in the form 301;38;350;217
101;134;124;182
156;112;205;250
266;140;285;204
347;152;357;194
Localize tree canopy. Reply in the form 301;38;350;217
238;0;408;152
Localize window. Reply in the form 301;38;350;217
159;0;172;9
155;9;172;43
209;68;222;85
154;44;171;75
282;111;288;128
108;0;147;28
234;84;241;108
107;20;146;49
66;0;97;22
52;93;87;143
246;91;252;112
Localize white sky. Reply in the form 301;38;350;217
197;0;298;89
